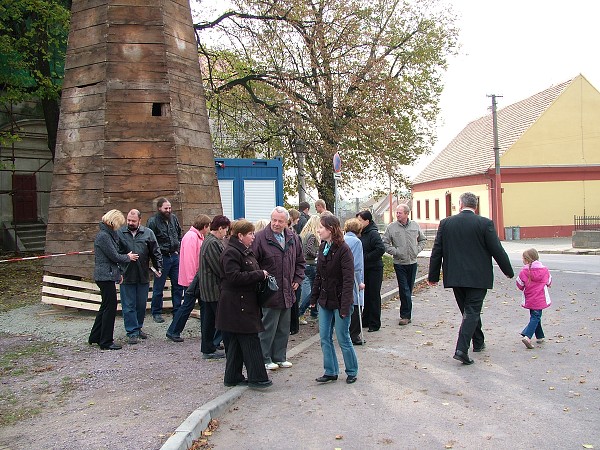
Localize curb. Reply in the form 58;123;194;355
159;330;322;450
160;278;409;450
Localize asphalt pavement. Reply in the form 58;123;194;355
161;238;600;450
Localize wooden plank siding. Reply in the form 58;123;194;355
41;275;197;316
45;0;221;279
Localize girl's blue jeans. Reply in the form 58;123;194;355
522;309;544;339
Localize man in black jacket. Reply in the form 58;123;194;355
118;209;163;344
294;201;310;234
146;198;183;323
428;192;514;365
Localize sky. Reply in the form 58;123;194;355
192;0;600;195
412;0;600;178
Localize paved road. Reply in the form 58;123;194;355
203;250;600;449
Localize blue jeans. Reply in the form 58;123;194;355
168;285;197;337
299;264;317;317
318;305;358;377
522;309;544;339
393;263;417;319
151;254;184;316
120;283;149;336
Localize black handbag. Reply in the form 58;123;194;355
188;272;200;300
257;275;279;306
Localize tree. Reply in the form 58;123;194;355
0;0;71;160
194;0;457;207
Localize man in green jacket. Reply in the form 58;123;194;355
383;204;426;326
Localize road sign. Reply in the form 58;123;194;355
333;152;342;173
333;172;342;180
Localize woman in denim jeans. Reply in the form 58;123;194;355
310;214;358;384
298;215;321;321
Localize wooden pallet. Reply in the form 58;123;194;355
41;274;200;318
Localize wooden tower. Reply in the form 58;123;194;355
44;0;222;278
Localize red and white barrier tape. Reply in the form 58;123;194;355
0;250;94;264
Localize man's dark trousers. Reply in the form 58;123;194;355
394;263;417;320
453;287;487;352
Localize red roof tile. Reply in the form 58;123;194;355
412;77;574;184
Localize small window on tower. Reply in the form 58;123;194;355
152;103;163;116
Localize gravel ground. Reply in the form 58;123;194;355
0;258;419;450
0;293;323;449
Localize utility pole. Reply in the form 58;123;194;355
487;94;504;238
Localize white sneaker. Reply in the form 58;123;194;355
265;362;279;370
276;361;293;368
536;338;545;344
521;336;534;349
299;318;308;325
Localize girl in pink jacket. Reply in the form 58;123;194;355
516;248;552;349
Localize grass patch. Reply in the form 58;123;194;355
0;253;44;313
0;341;56;376
382;254;395;279
0;391;43;426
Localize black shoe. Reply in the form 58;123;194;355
352;339;364;345
100;343;122;350
367;327;379;332
202;351;225;359
453;350;474;365
224;379;248;387
473;344;486;352
315;374;338;383
88;339;99;345
248;380;273;389
139;331;148;339
166;333;184;343
153;314;165;323
346;375;357;384
290;330;299;335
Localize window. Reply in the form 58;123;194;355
416;201;421;219
435;199;440;220
425;200;430;219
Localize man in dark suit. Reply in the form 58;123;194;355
428;192;514;365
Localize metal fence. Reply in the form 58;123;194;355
574;215;600;231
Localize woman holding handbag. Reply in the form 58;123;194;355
216;219;272;389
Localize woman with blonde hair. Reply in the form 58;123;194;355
89;209;138;350
254;219;270;233
298;214;321;321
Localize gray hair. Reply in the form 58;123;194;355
271;206;289;220
460;192;478;209
397;203;410;214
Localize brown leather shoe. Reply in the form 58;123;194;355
398;318;411;326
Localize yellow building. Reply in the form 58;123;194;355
412;74;600;239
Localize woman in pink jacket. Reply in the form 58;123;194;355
516;248;552;349
166;214;211;342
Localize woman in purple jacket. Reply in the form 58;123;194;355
310;215;358;384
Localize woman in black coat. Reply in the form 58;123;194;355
356;210;385;332
216;220;272;389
